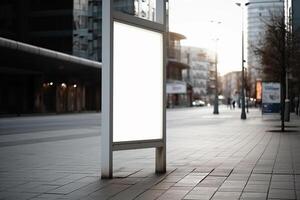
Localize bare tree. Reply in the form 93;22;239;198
254;11;300;131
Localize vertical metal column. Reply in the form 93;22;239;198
101;0;113;179
241;4;247;120
213;39;219;115
156;0;166;174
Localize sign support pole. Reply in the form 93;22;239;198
156;0;167;174
101;0;113;179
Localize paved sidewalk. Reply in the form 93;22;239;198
0;108;300;200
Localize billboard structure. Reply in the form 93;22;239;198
262;82;281;114
102;0;167;178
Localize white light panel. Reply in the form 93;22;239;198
113;21;163;142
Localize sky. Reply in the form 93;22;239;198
168;0;245;75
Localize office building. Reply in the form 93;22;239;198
166;32;192;108
0;0;102;115
222;71;242;102
292;0;300;31
181;46;216;104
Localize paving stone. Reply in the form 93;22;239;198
156;187;191;200
161;176;183;183
24;185;60;194
57;180;110;199
270;181;295;190
46;181;91;195
191;187;218;193
0;180;28;191
197;176;226;187
211;191;241;200
134;189;166;200
227;174;250;181
151;182;174;190
244;184;269;193
232;169;253;174
114;171;138;178
108;177;166;200
184;194;213;200
268;189;296;199
184;187;217;200
272;175;294;182
76;176;100;183
174;175;206;187
110;177;143;185
240;192;267;200
210;169;233;177
88;184;131;200
249;174;271;182
246;180;270;185
252;168;273;174
30;193;64;200
194;167;214;173
0;192;38;200
129;170;155;178
218;181;246;192
49;174;88;186
6;181;46;192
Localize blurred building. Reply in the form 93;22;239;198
0;0;163;115
292;0;300;31
0;0;102;115
247;0;284;98
181;46;215;104
166;32;192;108
206;57;223;105
222;71;242;105
0;0;101;61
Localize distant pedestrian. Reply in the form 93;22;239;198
227;97;232;109
232;100;236;109
295;96;299;115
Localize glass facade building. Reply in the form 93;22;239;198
73;0;101;61
0;0;102;115
292;0;300;31
0;0;101;62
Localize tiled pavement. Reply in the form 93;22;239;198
0;108;300;199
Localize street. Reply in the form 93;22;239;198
0;106;299;199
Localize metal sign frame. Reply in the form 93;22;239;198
101;0;167;178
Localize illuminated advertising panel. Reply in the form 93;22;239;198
262;82;281;114
113;21;163;142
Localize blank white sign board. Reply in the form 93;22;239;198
113;21;163;142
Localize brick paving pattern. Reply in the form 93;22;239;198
0;108;299;199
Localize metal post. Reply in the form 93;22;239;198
101;0;113;179
285;71;290;121
241;4;247;120
284;0;290;122
156;0;166;173
210;21;221;115
187;52;191;83
156;146;166;173
213;39;219;114
156;0;164;24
